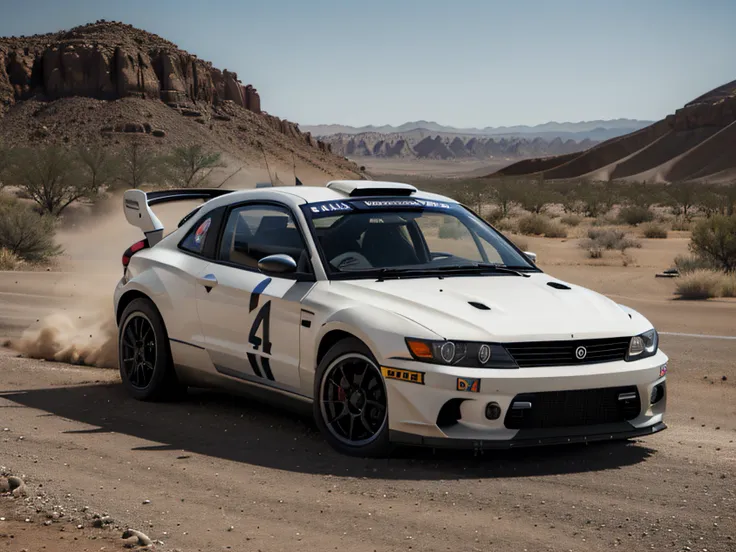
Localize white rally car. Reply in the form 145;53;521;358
115;180;667;456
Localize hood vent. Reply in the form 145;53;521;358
468;301;491;310
547;281;571;290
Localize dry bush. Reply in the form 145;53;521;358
641;222;668;239
721;274;736;297
494;218;518;233
671;218;692;231
517;214;567;238
0;200;61;262
675;270;723;300
586;228;641;251
484;207;504;225
580;239;604;259
560;214;582;227
0;248;24;270
673;254;718;274
618;205;654;225
689;215;736;272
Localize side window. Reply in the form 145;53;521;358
180;216;213;255
219;204;309;272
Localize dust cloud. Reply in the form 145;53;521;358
8;194;202;369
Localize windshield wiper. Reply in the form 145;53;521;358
375;263;530;281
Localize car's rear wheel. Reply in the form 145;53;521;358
314;338;392;457
118;298;184;401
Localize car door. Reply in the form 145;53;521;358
195;202;315;396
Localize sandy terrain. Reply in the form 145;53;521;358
1;209;735;551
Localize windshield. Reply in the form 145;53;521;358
302;198;537;279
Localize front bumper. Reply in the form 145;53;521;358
382;350;668;446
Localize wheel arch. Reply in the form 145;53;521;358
316;329;362;366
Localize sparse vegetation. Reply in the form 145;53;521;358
517;214;567;238
0;199;61;262
77;144;119;192
674;254;718;274
560;214;582;227
618;205;654;225
721;274;736;297
117;140;166;190
4;146;97;216
675;270;725;300
586;228;641;251
641;222;668;239
167;143;225;188
0;248;24;270
689;215;736;272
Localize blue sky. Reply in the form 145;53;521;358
1;0;734;127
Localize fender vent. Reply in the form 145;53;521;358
468;301;490;310
547;281;571;290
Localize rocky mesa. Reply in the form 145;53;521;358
0;20;358;180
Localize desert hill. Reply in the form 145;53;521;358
323;129;596;161
489;80;736;183
0;21;359;181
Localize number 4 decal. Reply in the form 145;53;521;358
247;278;275;381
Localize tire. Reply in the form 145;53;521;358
118;297;185;401
313;337;392;457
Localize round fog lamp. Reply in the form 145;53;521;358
478;344;492;365
485;402;502;420
439;341;456;364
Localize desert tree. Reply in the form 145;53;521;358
167;143;225;188
575;180;617;218
514;175;560;214
666;180;698;221
76;144;119;192
689;215;736;273
0;198;61;262
487;178;517;218
4;146;97;216
117;140;166;190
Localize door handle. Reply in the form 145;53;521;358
197;273;218;292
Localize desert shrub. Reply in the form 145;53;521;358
721;274;736;297
560;214;582;227
517;214;567;238
641;222;668;239
579;239;604;259
438;220;466;239
671;218;692;231
0;201;61;262
586;228;641;251
494;218;517;233
673;254;718;274
675;270;723;300
484;207;504;225
689;215;736;272
167;143;225;188
618;205;654;225
591;214;618;227
0;248;24;270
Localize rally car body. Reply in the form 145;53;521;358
115;180;667;455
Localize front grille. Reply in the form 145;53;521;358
504;386;641;430
504;337;631;367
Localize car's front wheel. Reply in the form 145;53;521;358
118;297;184;401
314;338;392;457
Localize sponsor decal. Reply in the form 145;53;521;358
381;366;425;385
415;199;451;209
124;198;140;211
308;201;353;215
361;199;423;208
659;363;668;378
456;377;480;393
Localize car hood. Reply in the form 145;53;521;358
329;273;648;342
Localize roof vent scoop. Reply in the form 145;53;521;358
547;281;571;290
326;180;417;197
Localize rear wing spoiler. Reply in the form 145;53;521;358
123;188;235;245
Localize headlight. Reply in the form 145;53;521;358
405;338;518;369
626;329;658;361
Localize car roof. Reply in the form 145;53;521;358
224;180;457;205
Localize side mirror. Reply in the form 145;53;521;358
524;251;537;263
258;254;297;275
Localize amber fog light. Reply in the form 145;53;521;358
485;402;502;420
650;383;665;405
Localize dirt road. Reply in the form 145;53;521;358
1;330;734;552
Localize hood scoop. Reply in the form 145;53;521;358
468;301;491;311
547;281;571;290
